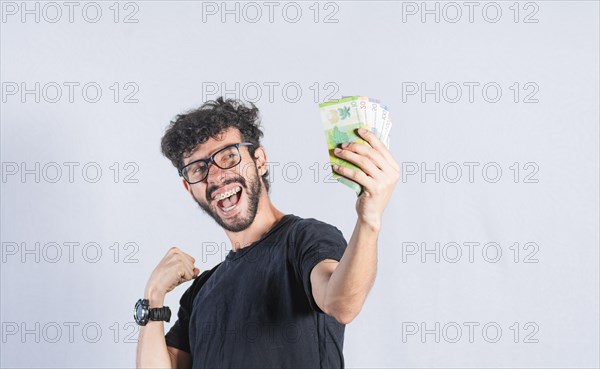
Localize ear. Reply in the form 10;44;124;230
253;146;268;176
182;178;191;193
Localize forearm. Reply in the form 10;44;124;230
136;292;172;368
323;218;380;324
323;126;399;324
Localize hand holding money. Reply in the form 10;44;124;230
332;127;400;230
319;96;394;195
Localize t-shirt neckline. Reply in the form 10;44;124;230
225;214;296;261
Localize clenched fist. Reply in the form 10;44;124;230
144;247;199;306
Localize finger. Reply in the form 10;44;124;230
332;164;375;189
166;246;180;257
169;249;197;276
181;259;198;281
177;270;193;284
183;259;199;279
172;258;196;283
169;247;195;264
181;251;196;266
166;247;196;264
357;129;400;171
339;141;390;172
334;147;382;179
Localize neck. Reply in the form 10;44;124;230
224;194;285;252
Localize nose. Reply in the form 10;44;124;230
206;162;227;186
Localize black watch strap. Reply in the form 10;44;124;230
149;306;171;323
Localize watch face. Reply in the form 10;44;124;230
134;299;148;325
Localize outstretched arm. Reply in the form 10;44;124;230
311;128;400;324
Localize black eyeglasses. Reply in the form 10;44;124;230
179;142;254;184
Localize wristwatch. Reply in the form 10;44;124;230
134;298;171;326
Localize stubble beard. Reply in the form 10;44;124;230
192;163;262;233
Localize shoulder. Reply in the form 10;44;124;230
286;215;347;244
294;215;344;234
285;216;347;279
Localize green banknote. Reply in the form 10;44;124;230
319;96;392;195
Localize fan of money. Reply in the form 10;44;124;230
318;96;392;195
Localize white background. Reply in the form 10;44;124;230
1;1;598;368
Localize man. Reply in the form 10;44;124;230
135;97;399;368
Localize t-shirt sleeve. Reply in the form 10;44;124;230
291;218;348;314
164;271;208;353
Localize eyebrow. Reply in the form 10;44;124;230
184;142;237;166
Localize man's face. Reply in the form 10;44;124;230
182;128;263;233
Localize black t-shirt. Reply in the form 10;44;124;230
165;214;348;368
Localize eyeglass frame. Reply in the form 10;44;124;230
178;142;254;184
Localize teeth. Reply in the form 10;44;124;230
215;187;241;201
222;204;236;212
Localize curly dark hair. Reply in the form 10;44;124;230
161;97;270;192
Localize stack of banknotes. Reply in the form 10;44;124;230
318;96;392;195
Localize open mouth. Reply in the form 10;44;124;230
213;185;243;213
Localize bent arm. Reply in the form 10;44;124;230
137;247;198;368
136;293;191;369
